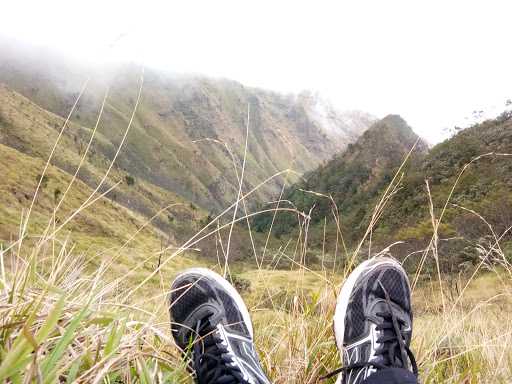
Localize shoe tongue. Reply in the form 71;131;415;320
177;303;222;342
368;299;410;326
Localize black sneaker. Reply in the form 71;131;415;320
323;257;418;383
169;268;271;384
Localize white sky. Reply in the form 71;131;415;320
1;0;511;143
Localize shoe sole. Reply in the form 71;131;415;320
171;268;254;339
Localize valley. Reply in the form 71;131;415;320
1;40;512;383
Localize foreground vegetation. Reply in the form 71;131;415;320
2;117;512;383
2;223;511;383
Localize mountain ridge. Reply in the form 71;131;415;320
252;114;428;238
0;39;376;212
0;40;375;248
254;110;512;274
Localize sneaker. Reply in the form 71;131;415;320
169;268;271;384
324;257;418;383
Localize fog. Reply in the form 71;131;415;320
2;0;511;143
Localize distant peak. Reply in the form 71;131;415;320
381;114;407;124
358;114;428;154
368;114;415;135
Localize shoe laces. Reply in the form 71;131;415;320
190;314;249;384
372;281;418;375
321;282;418;381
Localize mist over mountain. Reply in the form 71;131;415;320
296;91;375;143
0;39;376;244
4;36;511;270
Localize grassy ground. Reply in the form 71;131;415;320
2;225;511;383
2;75;511;383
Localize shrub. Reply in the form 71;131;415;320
229;274;251;293
36;174;49;189
125;175;135;186
53;188;61;203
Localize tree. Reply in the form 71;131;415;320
36;174;49;189
54;188;61;204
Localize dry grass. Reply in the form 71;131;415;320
2;235;511;383
1;68;512;384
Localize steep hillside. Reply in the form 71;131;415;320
254;110;512;274
378;111;512;270
0;85;203;243
0;142;198;252
253;115;428;238
0;39;375;213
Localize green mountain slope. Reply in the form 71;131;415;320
378;111;512;270
0;142;182;250
253;115;428;239
255;110;512;273
0;84;202;245
0;39;375;214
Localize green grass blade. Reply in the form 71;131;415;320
41;305;89;381
0;295;65;380
66;357;82;384
104;319;126;357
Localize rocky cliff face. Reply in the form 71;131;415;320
297;91;376;142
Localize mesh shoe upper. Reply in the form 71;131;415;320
344;266;412;343
169;268;270;384
328;256;417;384
170;275;249;337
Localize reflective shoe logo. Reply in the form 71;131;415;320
344;324;380;383
217;324;271;384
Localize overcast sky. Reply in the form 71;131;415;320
1;0;511;143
